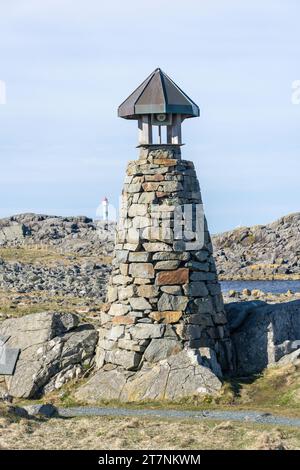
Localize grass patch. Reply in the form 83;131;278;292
0;246;112;266
222;364;300;411
0;289;103;321
0;293;102;321
0;413;299;450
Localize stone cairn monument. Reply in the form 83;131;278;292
77;69;233;403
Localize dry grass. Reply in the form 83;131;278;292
0;411;300;450
0;289;104;323
217;363;300;413
0;246;78;266
0;246;112;267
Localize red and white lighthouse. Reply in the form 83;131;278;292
102;196;108;222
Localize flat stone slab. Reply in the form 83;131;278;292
75;349;222;403
0;347;20;375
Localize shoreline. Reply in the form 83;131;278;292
219;275;300;281
222;288;300;304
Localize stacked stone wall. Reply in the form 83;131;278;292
95;146;232;381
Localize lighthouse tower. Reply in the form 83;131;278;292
77;69;233;403
102;196;109;229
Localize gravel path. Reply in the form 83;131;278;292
58;407;300;428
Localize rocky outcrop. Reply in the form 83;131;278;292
75;349;222;403
277;349;300;366
222;288;300;306
0;214;114;302
0;224;25;244
213;213;300;280
0;211;299;310
0;214;115;257
1;212;299;284
0;312;98;398
0;259;111;301
227;300;300;376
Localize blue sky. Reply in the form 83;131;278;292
0;0;299;233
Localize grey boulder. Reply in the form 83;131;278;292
75;349;222;403
0;312;98;398
23;403;58;417
229;300;300;376
277;349;300;366
0;224;25;244
144;338;183;363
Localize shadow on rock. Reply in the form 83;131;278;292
226;300;300;376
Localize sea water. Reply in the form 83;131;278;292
221;280;300;294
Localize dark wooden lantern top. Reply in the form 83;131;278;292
118;68;199;120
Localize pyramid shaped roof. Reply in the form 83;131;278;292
118;68;199;119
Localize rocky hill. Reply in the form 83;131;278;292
0;214;114;306
0;212;299;307
0;213;115;256
213;213;300;280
